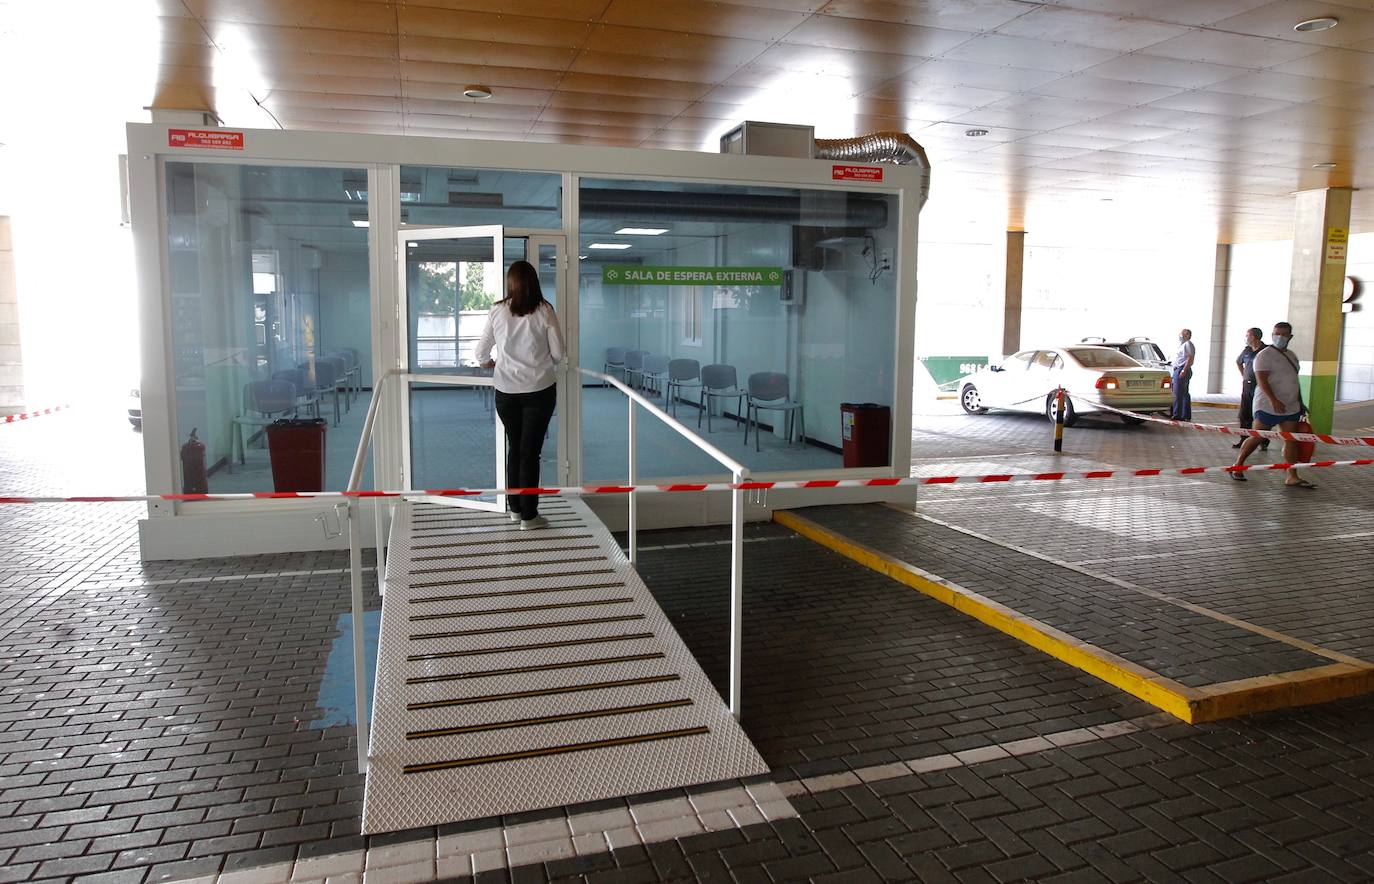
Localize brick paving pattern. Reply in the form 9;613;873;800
791;504;1328;688
0;403;1372;882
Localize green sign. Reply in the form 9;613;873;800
920;356;988;389
601;265;784;286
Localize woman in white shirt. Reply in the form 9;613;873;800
475;261;566;529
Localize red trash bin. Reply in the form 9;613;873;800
841;403;890;468
265;418;328;492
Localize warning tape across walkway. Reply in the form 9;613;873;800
2;404;72;424
1078;397;1374;447
3;457;1373;505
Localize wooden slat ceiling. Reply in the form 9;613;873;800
147;0;1374;240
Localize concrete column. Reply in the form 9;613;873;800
1002;230;1025;356
1287;187;1351;433
1207;244;1230;394
0;218;24;415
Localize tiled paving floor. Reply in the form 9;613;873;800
1;400;1373;882
909;403;1374;665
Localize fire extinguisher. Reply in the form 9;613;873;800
181;428;208;494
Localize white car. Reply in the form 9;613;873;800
959;346;1173;426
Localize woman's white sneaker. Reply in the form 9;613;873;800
520;515;549;531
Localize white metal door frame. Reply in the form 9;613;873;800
396;224;505;512
524;233;573;486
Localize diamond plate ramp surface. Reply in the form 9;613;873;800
362;498;767;834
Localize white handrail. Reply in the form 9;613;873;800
575;368;749;479
343;364;754;776
576;366;749;719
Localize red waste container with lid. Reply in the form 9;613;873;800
841;403;890;468
265;418;328;492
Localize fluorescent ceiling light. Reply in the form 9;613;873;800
588;242;632;250
351;220;369;228
615;227;669;235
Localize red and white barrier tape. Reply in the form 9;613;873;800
3;404;72;424
1079;398;1374;447
3;458;1371;505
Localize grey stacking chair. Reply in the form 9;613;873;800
272;368;322;420
745;371;806;452
233;378;297;465
666;358;702;418
641;355;670;398
623;350;647;390
300;360;343;425
603;347;627;386
698;364;746;433
327;349;361;406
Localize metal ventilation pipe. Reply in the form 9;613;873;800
815;131;931;208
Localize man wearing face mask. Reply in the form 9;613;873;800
1171;328;1196;420
1231;321;1312;488
1233;327;1269;451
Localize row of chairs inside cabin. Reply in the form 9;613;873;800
602;348;806;451
232;349;362;466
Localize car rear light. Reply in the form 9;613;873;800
1095;376;1119;390
1161;377;1171;389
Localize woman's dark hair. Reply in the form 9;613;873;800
503;260;546;317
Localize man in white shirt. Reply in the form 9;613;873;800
1231;321;1313;488
1171;328;1196;420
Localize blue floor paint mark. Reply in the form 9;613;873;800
314;609;380;729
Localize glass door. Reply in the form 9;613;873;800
398;225;505;508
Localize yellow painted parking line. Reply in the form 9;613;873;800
774;509;1374;724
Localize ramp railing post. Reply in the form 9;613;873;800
628;397;637;565
729;469;744;719
347;498;369;774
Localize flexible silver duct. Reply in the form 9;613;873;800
815;131;930;208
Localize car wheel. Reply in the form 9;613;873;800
1045;394;1078;427
960;384;988;415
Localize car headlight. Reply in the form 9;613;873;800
130;388;141;398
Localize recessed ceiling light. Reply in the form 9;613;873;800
462;84;493;99
1313;161;1338;170
588;242;632;250
964;128;989;137
615;227;669;235
1295;16;1338;32
351;220;369;228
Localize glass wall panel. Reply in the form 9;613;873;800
399;166;561;229
165;162;371;493
579;178;898;481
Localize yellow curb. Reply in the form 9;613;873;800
1192;664;1374;722
774;509;1374;724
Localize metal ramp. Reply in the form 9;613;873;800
361;496;768;835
